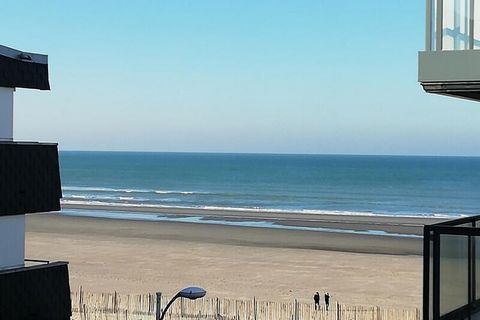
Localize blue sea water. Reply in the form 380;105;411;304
59;152;480;218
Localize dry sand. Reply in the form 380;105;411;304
26;210;428;308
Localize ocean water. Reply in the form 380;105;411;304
59;152;480;218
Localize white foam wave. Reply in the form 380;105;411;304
64;194;151;202
62;186;205;196
70;195;88;199
154;190;197;195
62;199;179;208
63;186;149;193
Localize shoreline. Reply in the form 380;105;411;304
61;202;448;238
61;200;457;219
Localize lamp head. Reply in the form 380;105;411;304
178;287;206;300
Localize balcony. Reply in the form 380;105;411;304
419;0;480;101
0;260;71;320
424;216;480;320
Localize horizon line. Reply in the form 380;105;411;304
58;149;480;158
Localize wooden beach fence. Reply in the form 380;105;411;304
71;288;420;320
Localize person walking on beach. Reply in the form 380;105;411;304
313;292;320;310
324;292;330;311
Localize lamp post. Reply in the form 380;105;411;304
159;286;206;320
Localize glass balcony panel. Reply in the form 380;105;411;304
443;0;471;50
476;236;480;300
474;0;480;49
430;239;434;320
431;0;437;50
439;234;469;316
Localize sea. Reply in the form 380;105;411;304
59;151;480;218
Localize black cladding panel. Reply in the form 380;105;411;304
0;262;72;320
0;142;62;215
0;50;50;90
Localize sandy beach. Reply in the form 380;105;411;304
24;207;435;308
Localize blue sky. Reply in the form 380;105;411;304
2;0;480;155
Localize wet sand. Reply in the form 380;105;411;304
25;210;430;307
62;202;446;239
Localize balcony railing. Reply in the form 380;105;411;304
426;0;480;51
419;1;480;101
425;0;480;51
424;215;480;320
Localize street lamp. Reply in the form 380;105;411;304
159;286;206;320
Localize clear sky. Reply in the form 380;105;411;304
2;0;480;155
